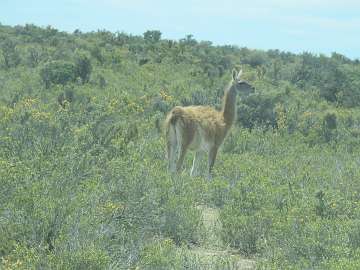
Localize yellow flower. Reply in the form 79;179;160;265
73;124;89;138
20;97;38;108
103;201;124;214
32;111;51;121
160;90;173;101
303;111;313;117
163;238;173;246
109;99;118;108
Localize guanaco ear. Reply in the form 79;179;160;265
232;69;238;80
237;69;243;79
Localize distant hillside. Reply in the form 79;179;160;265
1;23;360;130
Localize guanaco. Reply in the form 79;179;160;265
165;69;254;178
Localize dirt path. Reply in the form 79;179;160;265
190;206;256;270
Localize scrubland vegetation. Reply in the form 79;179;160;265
1;24;360;269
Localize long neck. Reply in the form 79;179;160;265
221;84;237;126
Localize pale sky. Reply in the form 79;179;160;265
1;0;360;59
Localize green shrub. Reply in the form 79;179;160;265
321;251;360;270
40;60;77;88
160;193;203;245
138;238;181;270
208;178;231;207
268;219;351;268
220;209;271;255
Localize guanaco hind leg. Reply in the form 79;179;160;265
167;125;177;173
190;151;202;177
208;146;218;179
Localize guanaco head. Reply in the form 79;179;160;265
231;69;255;96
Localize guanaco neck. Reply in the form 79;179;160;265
221;83;237;127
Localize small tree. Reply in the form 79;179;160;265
74;49;92;83
40;60;77;88
143;30;162;43
26;45;43;67
1;38;21;69
241;50;267;68
322;112;337;142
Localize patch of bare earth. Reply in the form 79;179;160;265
190;206;256;270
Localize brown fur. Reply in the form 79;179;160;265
165;69;254;177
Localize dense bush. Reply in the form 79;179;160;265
40;60;77;88
74;49;92;83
